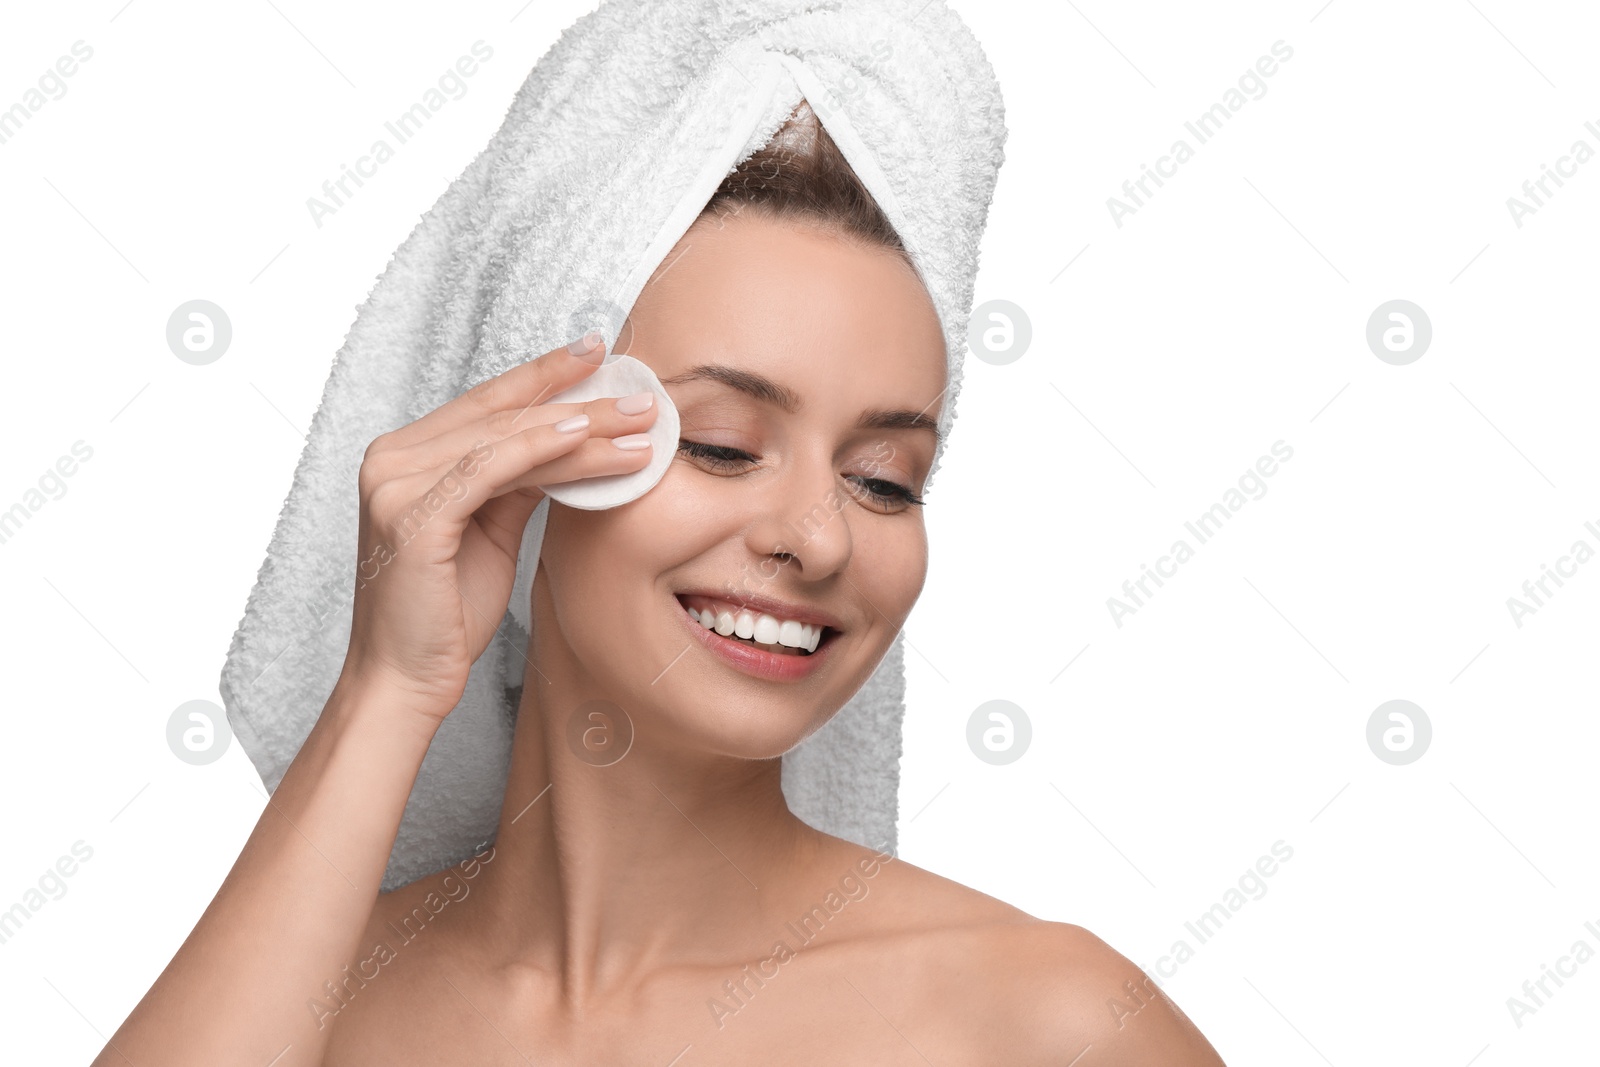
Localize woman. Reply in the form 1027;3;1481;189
98;96;1224;1065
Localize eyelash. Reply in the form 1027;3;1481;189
676;439;925;508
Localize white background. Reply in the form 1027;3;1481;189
2;1;1597;1063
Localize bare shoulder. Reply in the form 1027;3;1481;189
822;845;1226;1065
981;921;1228;1066
321;856;498;1064
819;838;1034;927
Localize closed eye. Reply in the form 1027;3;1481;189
676;439;752;471
675;439;924;509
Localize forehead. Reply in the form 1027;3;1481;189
624;214;946;419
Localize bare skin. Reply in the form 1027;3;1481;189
322;215;1225;1064
97;212;1225;1066
324;837;1219;1065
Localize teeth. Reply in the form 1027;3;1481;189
685;599;825;654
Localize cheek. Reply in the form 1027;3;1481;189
855;518;930;623
562;465;719;598
612;462;723;565
641;461;713;527
544;504;669;633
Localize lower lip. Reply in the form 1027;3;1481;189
675;598;833;681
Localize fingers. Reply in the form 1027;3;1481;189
367;418;655;542
374;332;610;453
488;433;657;499
383;390;659;476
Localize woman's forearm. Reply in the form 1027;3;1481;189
94;676;441;1067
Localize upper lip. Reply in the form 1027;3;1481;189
674;588;844;632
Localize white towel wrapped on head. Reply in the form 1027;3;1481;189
219;0;1008;892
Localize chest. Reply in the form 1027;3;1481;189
319;940;1004;1066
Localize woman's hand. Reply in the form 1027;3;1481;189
340;332;658;721
89;339;652;1066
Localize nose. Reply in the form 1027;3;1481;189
742;449;853;581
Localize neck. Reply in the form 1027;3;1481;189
464;630;827;1008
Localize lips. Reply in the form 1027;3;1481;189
673;593;839;680
675;593;834;655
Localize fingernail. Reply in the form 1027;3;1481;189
568;329;603;356
554;414;589;433
613;433;652;451
615;391;654;415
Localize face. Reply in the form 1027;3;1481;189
533;210;946;759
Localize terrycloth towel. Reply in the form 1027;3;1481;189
220;0;1007;892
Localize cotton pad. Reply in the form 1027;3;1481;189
538;353;680;509
502;353;680;640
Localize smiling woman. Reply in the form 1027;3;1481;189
98;3;1226;1065
533;166;943;760
311;106;1222;1065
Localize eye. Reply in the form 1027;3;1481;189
848;475;926;510
676;439;755;471
677;439;925;510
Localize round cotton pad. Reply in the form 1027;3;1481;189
539;353;680;509
502;353;679;642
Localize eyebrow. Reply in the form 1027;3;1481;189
657;363;945;445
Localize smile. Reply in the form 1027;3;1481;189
676;593;832;654
673;593;840;681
